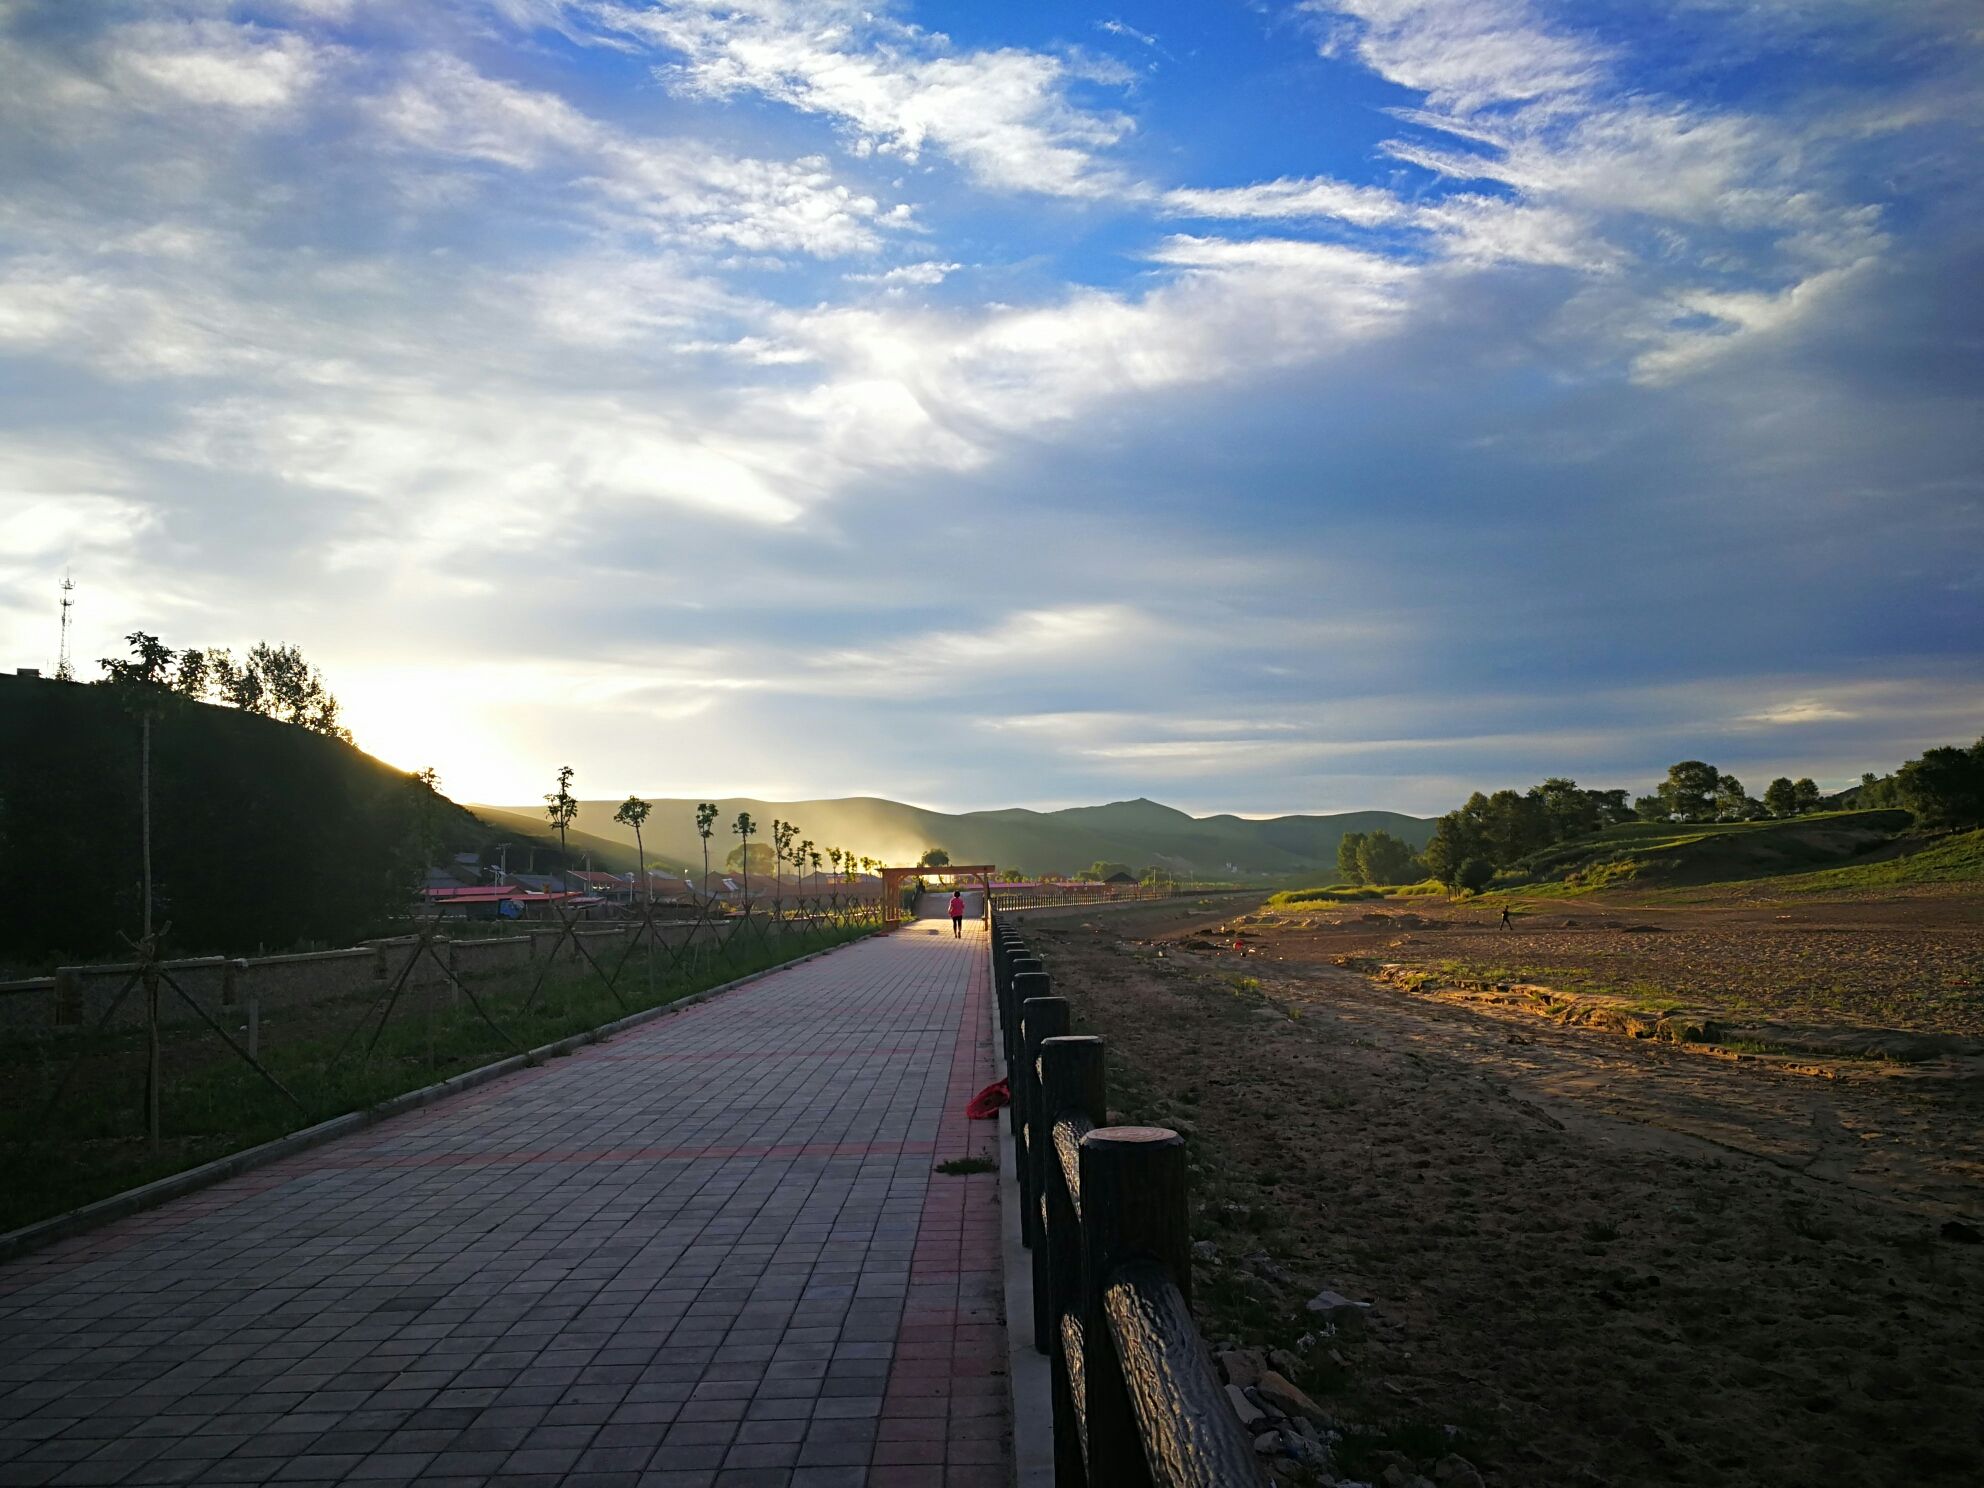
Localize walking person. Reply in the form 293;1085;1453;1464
949;889;966;938
1500;905;1513;930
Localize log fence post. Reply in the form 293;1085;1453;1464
1019;993;1070;1347
1039;1033;1105;1488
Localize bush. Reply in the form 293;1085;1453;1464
1456;857;1495;894
1896;740;1984;832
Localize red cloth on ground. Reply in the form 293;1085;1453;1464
965;1078;1010;1119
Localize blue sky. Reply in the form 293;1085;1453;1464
2;0;1980;814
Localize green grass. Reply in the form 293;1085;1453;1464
0;921;877;1234
1265;879;1445;910
935;1155;997;1175
1765;828;1984;894
1491;810;1917;897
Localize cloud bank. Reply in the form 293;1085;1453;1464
1;0;1978;811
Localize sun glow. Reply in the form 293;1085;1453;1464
334;666;540;806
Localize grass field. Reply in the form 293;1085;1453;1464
1498;809;1917;895
1272;813;1979;910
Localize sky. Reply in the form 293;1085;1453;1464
2;0;1981;817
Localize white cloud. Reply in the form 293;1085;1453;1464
1295;0;1903;372
1630;259;1871;381
844;259;961;287
378;57;909;257
105;19;326;112
570;0;1137;198
1161;175;1411;228
1308;0;1606;115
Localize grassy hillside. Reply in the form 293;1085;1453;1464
473;794;1435;880
1502;810;1920;894
1765;827;1984;894
0;673;514;964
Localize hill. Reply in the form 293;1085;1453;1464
1502;810;1924;894
0;672;516;963
472;794;1435;880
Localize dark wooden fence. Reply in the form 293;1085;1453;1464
991;909;1265;1488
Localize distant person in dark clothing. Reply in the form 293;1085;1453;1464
1500;905;1513;929
949;891;966;937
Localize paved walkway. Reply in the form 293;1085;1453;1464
0;919;1007;1488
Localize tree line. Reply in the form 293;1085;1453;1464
538;771;892;904
1333;736;1984;895
98;632;349;741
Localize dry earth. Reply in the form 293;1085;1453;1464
1012;893;1984;1488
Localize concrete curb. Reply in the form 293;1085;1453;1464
993;947;1055;1488
0;935;868;1268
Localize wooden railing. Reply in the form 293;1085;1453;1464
991;910;1264;1488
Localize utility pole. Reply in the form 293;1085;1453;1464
56;571;74;681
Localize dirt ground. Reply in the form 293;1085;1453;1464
1283;887;1984;1037
1012;892;1984;1488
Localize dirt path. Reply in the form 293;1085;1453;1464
1012;900;1984;1488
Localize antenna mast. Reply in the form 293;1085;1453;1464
56;571;75;681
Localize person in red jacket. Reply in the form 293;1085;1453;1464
949;890;966;937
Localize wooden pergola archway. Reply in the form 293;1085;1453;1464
879;864;994;929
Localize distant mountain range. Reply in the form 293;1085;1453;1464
470;794;1436;880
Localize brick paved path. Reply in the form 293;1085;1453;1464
0;920;1007;1488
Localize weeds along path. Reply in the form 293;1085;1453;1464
1021;902;1984;1488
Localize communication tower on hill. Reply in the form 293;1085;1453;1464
56;571;75;681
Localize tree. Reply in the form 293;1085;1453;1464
1456;858;1495;894
1855;771;1902;809
98;632;176;688
1714;773;1750;820
1634;793;1669;821
97;633;178;947
695;802;718;893
1421;814;1485;892
1533;778;1601;840
828;846;844;883
1356;831;1419;886
1656;761;1720;822
1587;788;1634;826
1336;832;1367;884
1792;777;1824;813
544;765;577;874
1075;859;1130;881
733;811;758;898
1895;740;1984;831
615;796;652;904
172;648;210;699
919;847;951;868
772;818;797;906
725;842;775;875
406;767;444;878
1481;789;1553;862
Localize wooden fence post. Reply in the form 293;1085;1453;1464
1008;967;1048;1139
1019;994;1070;1345
1079;1126;1189;1488
1039;1034;1105;1488
1006;953;1042;1059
